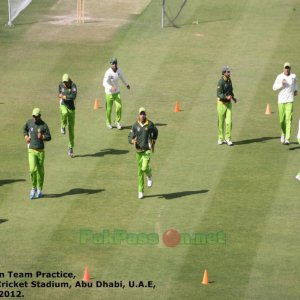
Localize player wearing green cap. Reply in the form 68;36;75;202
58;74;77;157
128;107;158;199
103;58;130;129
23;108;51;199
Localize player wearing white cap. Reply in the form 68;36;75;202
272;62;298;145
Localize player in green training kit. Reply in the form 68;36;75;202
216;66;237;146
58;73;77;157
128;107;158;199
23;108;51;199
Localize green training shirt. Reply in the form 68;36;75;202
128;119;158;152
23;118;51;150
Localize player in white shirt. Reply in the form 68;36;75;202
272;62;298;145
102;58;130;129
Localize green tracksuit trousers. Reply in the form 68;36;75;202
278;102;293;140
60;105;75;148
217;100;232;140
136;150;152;193
105;92;122;125
28;149;45;190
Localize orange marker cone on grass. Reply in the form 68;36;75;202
201;269;209;285
265;103;271;115
94;99;100;110
174;101;180;112
83;266;90;282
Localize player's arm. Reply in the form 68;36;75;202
272;74;284;91
119;70;130;89
217;79;226;100
128;126;136;144
23;123;30;143
41;124;51;142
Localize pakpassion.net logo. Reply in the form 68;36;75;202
80;229;226;247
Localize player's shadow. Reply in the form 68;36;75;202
44;188;105;198
234;137;278;145
145;190;209;200
0;179;26;186
0;219;8;224
289;144;300;150
75;149;129;158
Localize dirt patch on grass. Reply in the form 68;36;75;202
25;0;151;43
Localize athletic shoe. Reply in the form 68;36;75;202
218;139;223;145
68;148;74;158
116;122;122;130
37;190;43;198
106;124;113;129
61;127;66;135
284;140;290;145
225;139;233;146
147;176;153;188
280;135;285;143
29;188;37;199
138;192;144;199
296;174;300;181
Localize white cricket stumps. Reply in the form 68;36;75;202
77;0;85;24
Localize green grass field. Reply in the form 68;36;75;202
1;0;300;299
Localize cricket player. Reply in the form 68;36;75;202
273;62;298;145
217;66;237;146
23;108;51;199
128;107;158;199
58;74;77;157
103;58;130;129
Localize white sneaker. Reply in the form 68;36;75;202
284;140;290;145
138;192;144;199
116;122;122;130
106;124;113;129
296;174;300;181
147;176;152;188
280;135;285;143
225;139;233;146
218;139;223;145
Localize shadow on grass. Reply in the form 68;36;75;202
44;188;105;198
75;148;129;158
0;219;8;224
234;137;278;145
145;190;209;200
289;144;300;150
0;179;26;186
165;17;232;28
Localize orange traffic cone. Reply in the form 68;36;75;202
94;99;100;110
265;103;271;115
201;269;209;285
174;101;180;112
82;266;90;282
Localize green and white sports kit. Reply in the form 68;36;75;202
128;119;158;193
273;72;298;142
23;118;51;192
58;81;77;149
217;75;234;142
103;67;128;126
